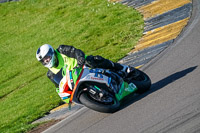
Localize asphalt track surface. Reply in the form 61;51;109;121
44;0;200;133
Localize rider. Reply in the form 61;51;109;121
36;44;135;103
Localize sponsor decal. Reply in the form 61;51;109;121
89;69;103;78
58;92;70;98
125;83;137;92
75;70;78;75
63;57;68;63
91;76;104;81
59;81;64;88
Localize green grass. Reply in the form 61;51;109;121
0;0;144;132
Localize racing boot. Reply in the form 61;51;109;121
119;65;139;79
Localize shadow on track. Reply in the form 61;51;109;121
119;66;198;111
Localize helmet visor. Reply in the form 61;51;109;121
40;49;54;66
41;56;52;65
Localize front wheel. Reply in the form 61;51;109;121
79;92;120;113
129;69;151;94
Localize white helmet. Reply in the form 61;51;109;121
36;44;56;68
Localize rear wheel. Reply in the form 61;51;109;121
79;91;120;113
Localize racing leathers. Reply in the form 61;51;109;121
47;45;126;103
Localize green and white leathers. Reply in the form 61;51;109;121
50;49;78;74
52;50;85;103
52;49;84;83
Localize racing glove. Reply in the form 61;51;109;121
77;56;85;68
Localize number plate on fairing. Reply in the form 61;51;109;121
79;68;109;86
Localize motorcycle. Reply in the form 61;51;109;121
53;65;151;113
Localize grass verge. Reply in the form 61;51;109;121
0;0;144;132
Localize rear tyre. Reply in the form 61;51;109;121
79;92;120;113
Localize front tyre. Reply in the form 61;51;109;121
129;69;151;94
79;92;120;113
